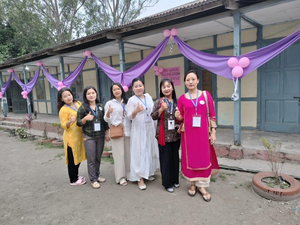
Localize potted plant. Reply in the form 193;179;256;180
51;122;63;147
15;127;28;139
38;122;56;144
252;138;300;201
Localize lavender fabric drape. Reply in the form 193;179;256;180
92;37;170;87
41;56;87;90
174;28;300;79
1;73;12;94
12;68;40;93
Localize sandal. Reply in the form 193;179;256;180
198;188;211;202
188;185;196;197
119;178;128;186
70;178;86;186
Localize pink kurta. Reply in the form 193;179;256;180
177;91;216;182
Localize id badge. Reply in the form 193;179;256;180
192;115;201;127
144;113;152;123
94;122;101;131
168;119;175;130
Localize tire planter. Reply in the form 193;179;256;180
252;171;300;201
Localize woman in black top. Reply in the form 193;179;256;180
77;86;109;189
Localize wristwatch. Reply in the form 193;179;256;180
211;126;217;130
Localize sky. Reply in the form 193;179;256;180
138;0;194;19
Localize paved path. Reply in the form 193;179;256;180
0;130;299;225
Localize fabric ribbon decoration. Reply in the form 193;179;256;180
0;71;13;99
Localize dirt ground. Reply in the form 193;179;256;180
0;130;299;225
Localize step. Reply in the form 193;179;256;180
0;121;25;128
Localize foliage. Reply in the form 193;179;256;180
84;0;158;34
15;127;28;138
51;122;63;141
34;110;38;119
42;122;49;139
260;138;284;184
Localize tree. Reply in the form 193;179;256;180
84;0;159;35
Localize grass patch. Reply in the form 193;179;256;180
102;157;114;164
211;177;216;182
219;173;227;181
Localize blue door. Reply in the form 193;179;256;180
98;69;113;105
261;41;300;133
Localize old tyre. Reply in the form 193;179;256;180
252;171;300;201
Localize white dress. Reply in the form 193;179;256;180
127;93;160;181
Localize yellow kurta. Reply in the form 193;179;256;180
59;101;86;165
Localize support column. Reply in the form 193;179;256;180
23;66;32;116
119;39;126;73
59;56;65;80
0;72;8;117
233;12;241;146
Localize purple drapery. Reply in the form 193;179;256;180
92;37;170;87
12;68;40;93
1;73;12;94
41;56;87;90
174;28;300;79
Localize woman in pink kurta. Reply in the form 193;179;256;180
175;70;218;202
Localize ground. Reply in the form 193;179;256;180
0;130;299;225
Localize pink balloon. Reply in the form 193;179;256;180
23;94;27;99
122;85;128;92
0;93;3;98
62;85;66;88
232;66;244;78
239;57;250;68
170;36;174;40
58;87;62;91
23;91;28;95
21;91;25;95
159;67;164;73
155;71;160;76
171;28;178;36
7;69;14;73
36;61;44;66
163;29;171;37
227;57;239;68
153;66;158;71
83;50;92;57
58;82;63;87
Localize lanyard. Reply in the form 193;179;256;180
90;106;98;117
188;91;199;114
66;103;78;112
164;97;174;115
136;95;147;110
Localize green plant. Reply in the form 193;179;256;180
15;127;28;138
34;110;38;119
260;137;284;185
51;122;63;141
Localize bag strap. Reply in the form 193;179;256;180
203;91;211;128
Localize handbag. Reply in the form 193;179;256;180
109;123;124;139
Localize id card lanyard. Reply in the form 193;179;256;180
136;95;151;123
66;103;78;112
90;106;101;131
164;97;175;130
189;91;201;127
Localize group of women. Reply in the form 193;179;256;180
57;69;219;202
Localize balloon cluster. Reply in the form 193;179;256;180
0;92;3;99
227;57;250;78
7;69;14;73
122;85;128;92
21;91;28;99
83;50;92;57
153;66;164;76
163;28;178;40
58;81;66;91
36;61;45;67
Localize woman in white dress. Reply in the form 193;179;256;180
127;78;159;190
104;83;131;186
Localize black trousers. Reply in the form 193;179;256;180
67;146;80;183
158;140;181;189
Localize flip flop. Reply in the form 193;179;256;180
119;178;128;186
70;178;86;186
198;189;211;202
188;185;196;197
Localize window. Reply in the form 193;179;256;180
70;73;83;101
188;60;214;97
35;78;45;100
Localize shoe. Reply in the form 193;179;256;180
166;187;174;193
138;181;147;190
147;176;155;181
188;185;196;197
78;176;86;181
70;178;86;186
174;183;180;188
97;176;106;183
119;178;128;186
198;188;211;202
91;182;101;189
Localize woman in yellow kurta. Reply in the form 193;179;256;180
57;87;87;185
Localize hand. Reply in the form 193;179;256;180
174;107;181;119
160;99;168;111
69;115;76;123
210;132;216;145
135;102;144;113
84;112;94;121
108;105;113;114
